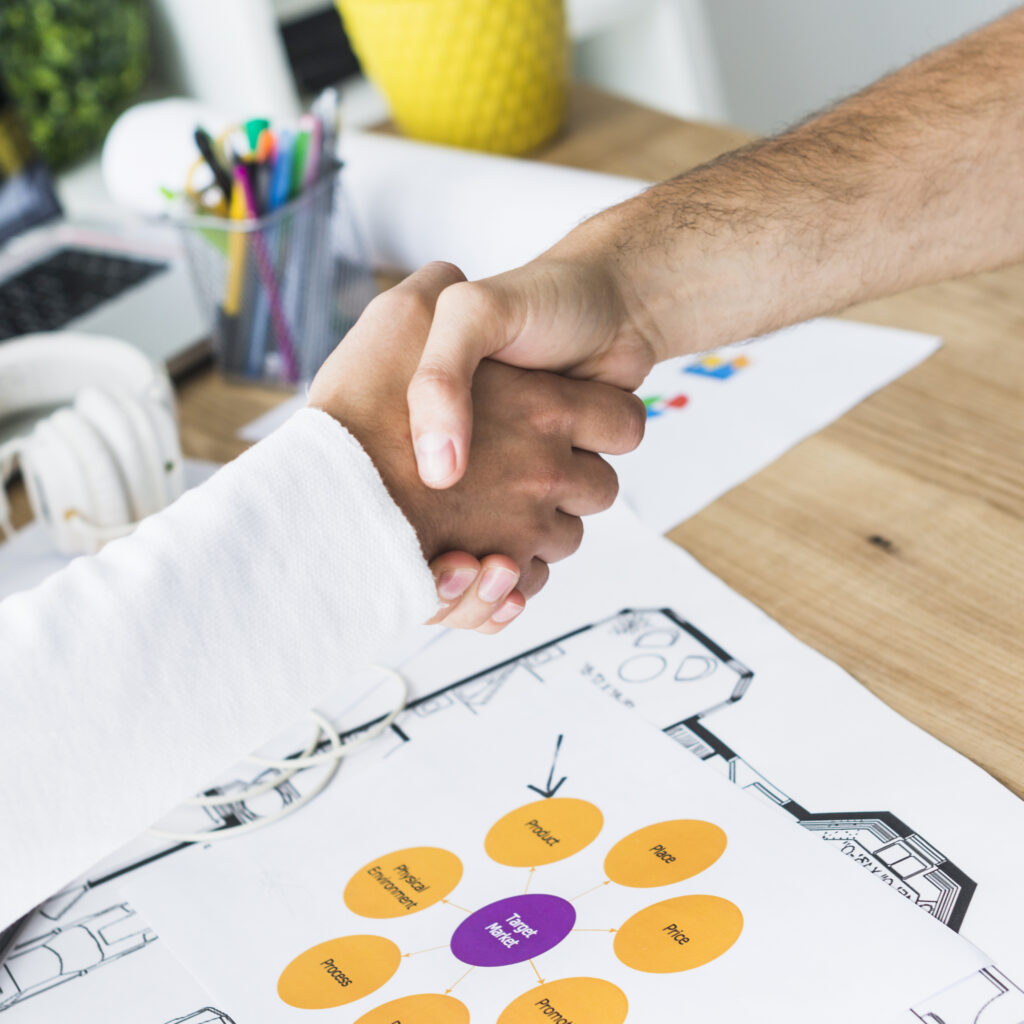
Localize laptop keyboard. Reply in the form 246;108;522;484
0;247;168;341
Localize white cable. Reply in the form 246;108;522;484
145;666;408;842
146;711;343;843
65;510;138;544
183;712;324;807
246;666;408;769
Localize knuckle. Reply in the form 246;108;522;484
527;392;573;438
436;279;494;323
561;517;585;559
365;285;431;327
424;259;464;284
531;508;553;546
527;462;566;502
409;362;455;396
520;559;550;599
531;560;550;592
596;460;620;510
391;285;434;323
618;394;648;452
360;289;392;322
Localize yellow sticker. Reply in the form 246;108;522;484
354;993;471;1024
604;820;727;887
615;894;743;972
344;847;463;918
277;935;401;1009
498;978;628;1024
485;798;604;867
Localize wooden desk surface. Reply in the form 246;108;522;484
174;84;1024;798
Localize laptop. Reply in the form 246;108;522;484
0;88;209;378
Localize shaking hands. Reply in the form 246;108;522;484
308;262;646;633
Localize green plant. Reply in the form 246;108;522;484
0;0;149;170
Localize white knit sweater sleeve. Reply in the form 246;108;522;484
0;408;438;926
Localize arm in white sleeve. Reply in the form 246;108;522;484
0;408;438;926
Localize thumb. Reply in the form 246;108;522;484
407;280;514;488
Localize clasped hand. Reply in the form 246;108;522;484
307;262;645;632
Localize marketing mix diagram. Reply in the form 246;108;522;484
123;679;988;1024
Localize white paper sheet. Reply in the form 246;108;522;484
89;504;1024;1023
616;319;940;531
390;506;1024;979
124;681;987;1023
10;503;1024;1021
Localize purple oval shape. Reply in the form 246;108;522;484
450;894;576;967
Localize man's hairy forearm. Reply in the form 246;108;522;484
556;7;1024;357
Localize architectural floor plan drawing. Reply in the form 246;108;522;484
300;608;983;934
164;1009;235;1024
627;612;976;932
912;968;1024;1024
8;599;1020;1024
0;902;155;1011
6;506;1024;1023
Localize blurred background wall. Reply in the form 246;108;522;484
146;0;1021;137
571;0;1017;132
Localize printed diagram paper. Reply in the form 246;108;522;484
7;506;1024;1023
124;683;987;1024
614;317;940;531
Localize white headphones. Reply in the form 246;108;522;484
0;332;184;555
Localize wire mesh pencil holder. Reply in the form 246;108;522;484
175;163;375;387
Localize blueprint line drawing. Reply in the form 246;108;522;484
911;967;1024;1024
527;734;567;798
7;608;1016;1022
0;902;155;1011
163;1008;236;1024
44;609;979;930
662;693;977;930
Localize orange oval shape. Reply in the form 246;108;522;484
355;993;470;1023
498;977;628;1024
485;799;603;867
604;820;727;887
277;935;401;1009
344;846;463;918
614;895;743;972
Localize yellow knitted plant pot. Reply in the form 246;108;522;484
336;0;568;155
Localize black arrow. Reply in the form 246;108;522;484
528;734;567;798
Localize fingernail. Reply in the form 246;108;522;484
478;566;518;603
492;600;524;624
415;433;455;484
438;567;476;601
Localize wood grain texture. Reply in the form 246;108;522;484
171;84;1021;796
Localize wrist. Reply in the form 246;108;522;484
539;207;672;369
308;347;447;563
313;397;444;562
547;196;716;363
